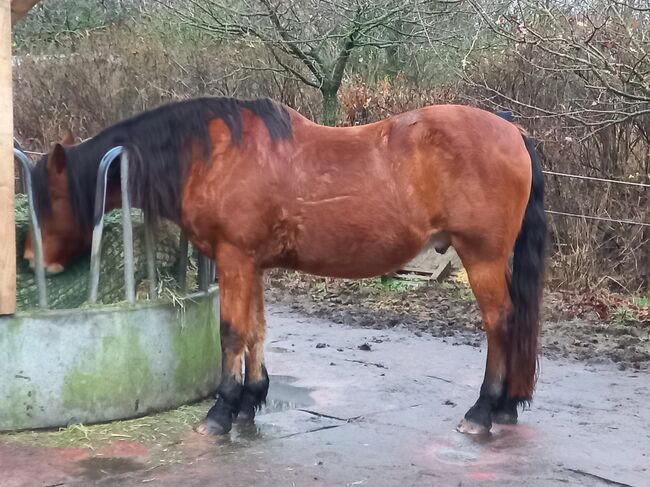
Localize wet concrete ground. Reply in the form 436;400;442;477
2;304;649;486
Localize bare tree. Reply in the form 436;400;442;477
466;0;650;132
162;0;454;125
460;0;649;289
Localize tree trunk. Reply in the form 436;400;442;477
385;44;399;80
321;88;339;127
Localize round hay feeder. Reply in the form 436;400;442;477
2;146;221;432
0;290;220;431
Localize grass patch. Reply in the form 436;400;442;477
367;276;426;293
632;296;649;308
612;307;639;325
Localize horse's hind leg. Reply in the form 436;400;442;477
492;396;519;424
196;245;255;435
453;242;511;435
239;271;270;421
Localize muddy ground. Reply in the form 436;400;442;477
265;271;650;370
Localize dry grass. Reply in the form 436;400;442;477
13;29;320;151
1;400;210;450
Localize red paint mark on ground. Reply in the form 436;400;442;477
468;471;497;480
493;424;537;442
58;447;90;462
99;440;149;458
0;443;87;487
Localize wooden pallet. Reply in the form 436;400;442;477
397;247;463;282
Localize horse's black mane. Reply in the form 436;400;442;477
32;97;292;230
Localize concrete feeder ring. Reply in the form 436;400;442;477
0;289;220;432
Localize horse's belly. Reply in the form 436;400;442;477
290;217;428;279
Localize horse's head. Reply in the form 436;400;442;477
24;131;92;274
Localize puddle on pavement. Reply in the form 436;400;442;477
261;375;315;414
223;375;316;443
77;456;145;481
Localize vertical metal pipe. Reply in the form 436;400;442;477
88;218;105;304
89;146;125;304
143;212;157;299
178;232;188;293
14;138;27;194
14;148;47;308
198;254;209;292
120;152;136;304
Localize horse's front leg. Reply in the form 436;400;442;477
196;245;256;435
238;271;270;422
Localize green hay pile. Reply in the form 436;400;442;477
15;194;197;311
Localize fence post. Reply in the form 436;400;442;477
0;0;15;314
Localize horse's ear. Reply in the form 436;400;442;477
47;143;66;176
61;130;75;146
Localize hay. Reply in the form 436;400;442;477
15;194;199;311
2;400;211;451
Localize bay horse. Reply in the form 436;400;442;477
25;97;546;435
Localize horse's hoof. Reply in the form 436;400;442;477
492;398;519;424
492;411;518;425
235;403;256;423
197;401;234;435
194;417;231;436
456;418;491;435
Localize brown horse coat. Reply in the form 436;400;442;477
183;105;529;275
26;98;546;436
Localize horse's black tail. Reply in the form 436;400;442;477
507;135;547;401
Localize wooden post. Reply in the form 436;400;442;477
0;0;15;314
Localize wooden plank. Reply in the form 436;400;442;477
400;246;462;282
0;0;15;314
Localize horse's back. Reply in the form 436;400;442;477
270;104;531;275
182;102;533;277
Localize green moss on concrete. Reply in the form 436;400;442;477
7;317;23;337
0;316;23;344
172;299;221;394
2;293;220;431
63;326;153;412
1;384;39;430
0;317;36;429
0;317;24;367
